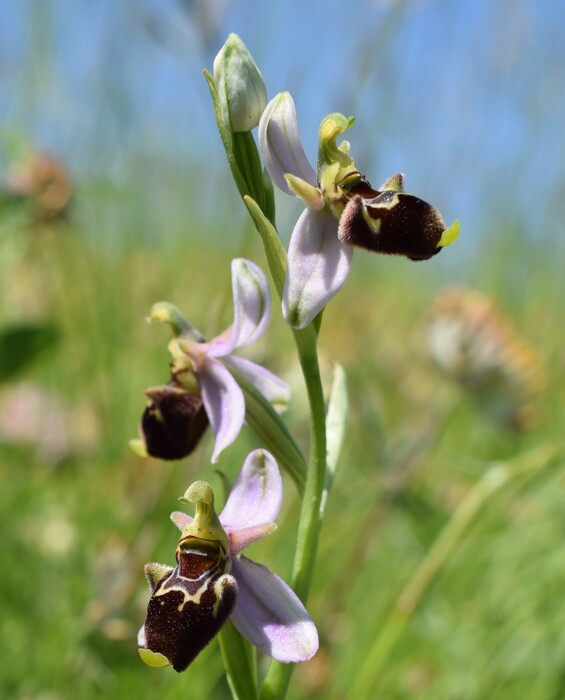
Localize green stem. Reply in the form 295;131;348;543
242;194;328;700
260;325;327;700
351;443;565;700
289;327;327;597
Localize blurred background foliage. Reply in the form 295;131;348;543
1;1;565;698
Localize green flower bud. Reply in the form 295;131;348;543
213;33;267;132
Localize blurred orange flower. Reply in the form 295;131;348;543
426;287;546;430
7;151;72;222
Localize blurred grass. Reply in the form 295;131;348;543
1;184;564;700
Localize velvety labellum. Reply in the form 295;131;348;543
338;191;446;261
141;384;209;460
141;536;237;672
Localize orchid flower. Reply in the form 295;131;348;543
259;92;460;329
138;449;319;671
137;258;289;463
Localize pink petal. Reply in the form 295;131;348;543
208;259;271;358
199;358;246;463
283;208;353;329
230;556;319;663
226;522;277;555
170;511;192;531
223;355;290;408
219;449;282;529
259;92;317;194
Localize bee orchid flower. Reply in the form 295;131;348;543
136;258;289;463
138;449;319;671
259;92;460;329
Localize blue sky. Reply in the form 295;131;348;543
2;0;565;256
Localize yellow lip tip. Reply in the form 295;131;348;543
129;439;148;458
138;648;171;668
438;219;460;248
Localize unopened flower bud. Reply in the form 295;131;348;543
213;33;267;132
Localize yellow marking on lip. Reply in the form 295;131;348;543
362;206;381;234
155;579;209;610
372;192;400;210
154;552;229;611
